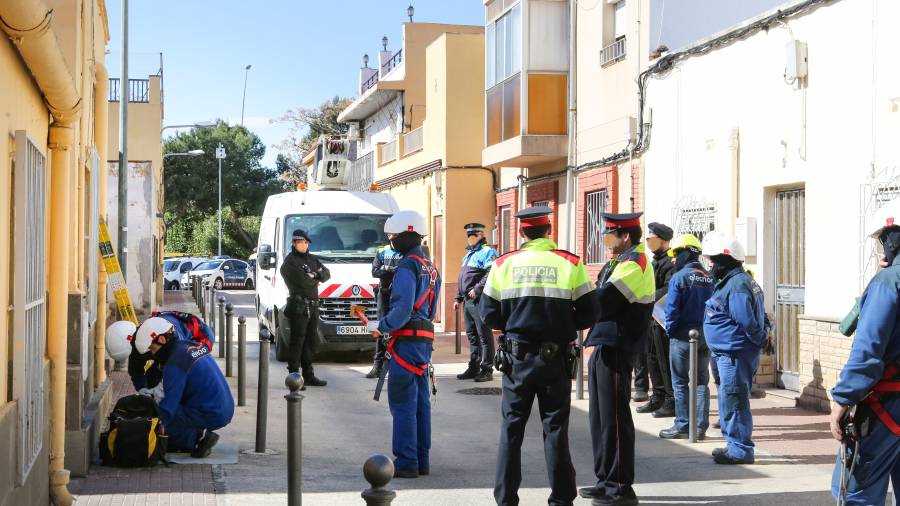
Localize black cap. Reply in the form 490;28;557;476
464;223;486;233
516;206;553;227
600;212;643;234
647;222;674;241
291;228;311;242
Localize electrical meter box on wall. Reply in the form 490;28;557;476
735;217;758;257
785;40;808;81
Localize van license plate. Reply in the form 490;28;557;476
336;326;366;335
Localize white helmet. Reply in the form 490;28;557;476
384;210;428;236
867;198;900;238
106;320;137;361
134;317;176;355
702;233;746;262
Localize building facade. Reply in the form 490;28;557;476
0;0;115;504
339;22;492;330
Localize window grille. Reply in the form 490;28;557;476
533;199;550;208
585;190;608;264
672;201;717;242
12;130;46;485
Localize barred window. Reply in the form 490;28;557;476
532;199;550;208
585;190;608;264
673;202;717;242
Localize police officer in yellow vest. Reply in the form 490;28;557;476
480;206;595;506
580;212;655;506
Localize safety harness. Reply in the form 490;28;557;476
861;360;900;436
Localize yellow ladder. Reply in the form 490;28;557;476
99;218;138;324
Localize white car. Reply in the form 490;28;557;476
163;257;208;290
182;259;254;291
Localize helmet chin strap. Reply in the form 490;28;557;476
881;228;900;266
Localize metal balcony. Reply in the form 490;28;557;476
600;37;626;67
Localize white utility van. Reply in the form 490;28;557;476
256;136;399;360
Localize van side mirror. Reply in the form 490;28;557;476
258;244;273;254
260;252;277;269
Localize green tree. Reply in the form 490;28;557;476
274;95;352;163
164;121;280;256
276;153;305;191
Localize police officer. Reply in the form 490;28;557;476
133;317;234;458
372;210;442;479
659;234;715;440
637;222;676;417
580;212;655;506
480;206;594;506
455;222;500;382
367;234;402;378
830;198;900;505
280;228;330;387
702;233;769;465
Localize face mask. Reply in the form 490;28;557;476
391;232;421;254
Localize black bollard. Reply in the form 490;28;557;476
256;329;271;453
361;454;396;505
689;329;699;443
238;315;247;406
226;303;234;378
192;276;197;302
454;303;461;355
285;373;305;506
217;296;227;358
208;284;215;324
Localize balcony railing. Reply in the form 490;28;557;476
379;140;398;166
402;127;423;156
108;78;151;102
347;152;375;191
382;49;403;74
361;72;379;94
600;37;626;67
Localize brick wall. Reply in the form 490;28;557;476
798;315;850;412
495;189;518;254
525;180;559;242
576;166;618;280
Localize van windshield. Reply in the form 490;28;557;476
283;214;390;260
164;260;179;272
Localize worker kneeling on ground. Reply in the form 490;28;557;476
133;316;234;458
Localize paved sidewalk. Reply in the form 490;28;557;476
70;290;221;506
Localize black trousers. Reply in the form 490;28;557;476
287;302;319;375
632;348;649;393
464;298;495;370
647;323;674;402
495;344;576;506
588;345;637;500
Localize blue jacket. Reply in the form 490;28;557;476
378;246;443;334
128;311;215;390
665;262;715;340
372;245;403;288
832;258;900;406
456;241;498;302
159;339;234;429
703;266;770;353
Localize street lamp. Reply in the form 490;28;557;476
163;149;205;160
382;36;388;51
161;120;216;137
241;64;252;126
363;53;369;67
407;4;414;22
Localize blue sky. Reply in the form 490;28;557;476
104;1;483;167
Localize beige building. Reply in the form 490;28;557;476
106;74;165;316
0;0;116;504
338;22;493;329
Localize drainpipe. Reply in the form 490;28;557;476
565;0;577;252
0;2;83;505
95;64;109;386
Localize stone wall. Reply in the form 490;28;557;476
798;315;850;412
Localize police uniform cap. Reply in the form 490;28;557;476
647;222;674;241
464;223;486;233
516;206;553;227
291;228;311;242
600;212;643;234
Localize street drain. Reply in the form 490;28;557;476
457;387;502;395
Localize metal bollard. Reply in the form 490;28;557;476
208;284;215;324
285;373;305;506
225;303;234;377
576;330;585;400
256;329;271;453
210;287;217;335
191;276;196;302
204;284;211;320
238;315;247;406
454;303;461;355
689;329;699;443
217;296;227;358
361;454;396;505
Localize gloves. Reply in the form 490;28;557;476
494;335;513;376
138;383;165;402
366;320;381;337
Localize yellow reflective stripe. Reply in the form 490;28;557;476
572;280;593;300
148;418;159;459
108;428;118;455
498;286;573;300
611;276;655;304
607;249;655;303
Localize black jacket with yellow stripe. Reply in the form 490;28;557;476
479;238;595;344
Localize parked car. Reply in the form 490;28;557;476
163;257;208;290
182;258;254;291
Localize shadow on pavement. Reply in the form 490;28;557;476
640;490;840;505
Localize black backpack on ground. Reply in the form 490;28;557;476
99;394;168;467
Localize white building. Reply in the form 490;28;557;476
641;0;900;409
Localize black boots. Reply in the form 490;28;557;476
365;362;384;379
652;399;676;418
456;365;479;380
474;367;494;382
302;373;327;389
191;431;220;458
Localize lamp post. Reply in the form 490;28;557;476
160;120;216;138
118;0;129;279
216;143;226;256
163;149;205;160
407;4;414;22
241;65;252;126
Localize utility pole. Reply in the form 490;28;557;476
241;64;252;126
216;143;226;256
118;0;129;278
